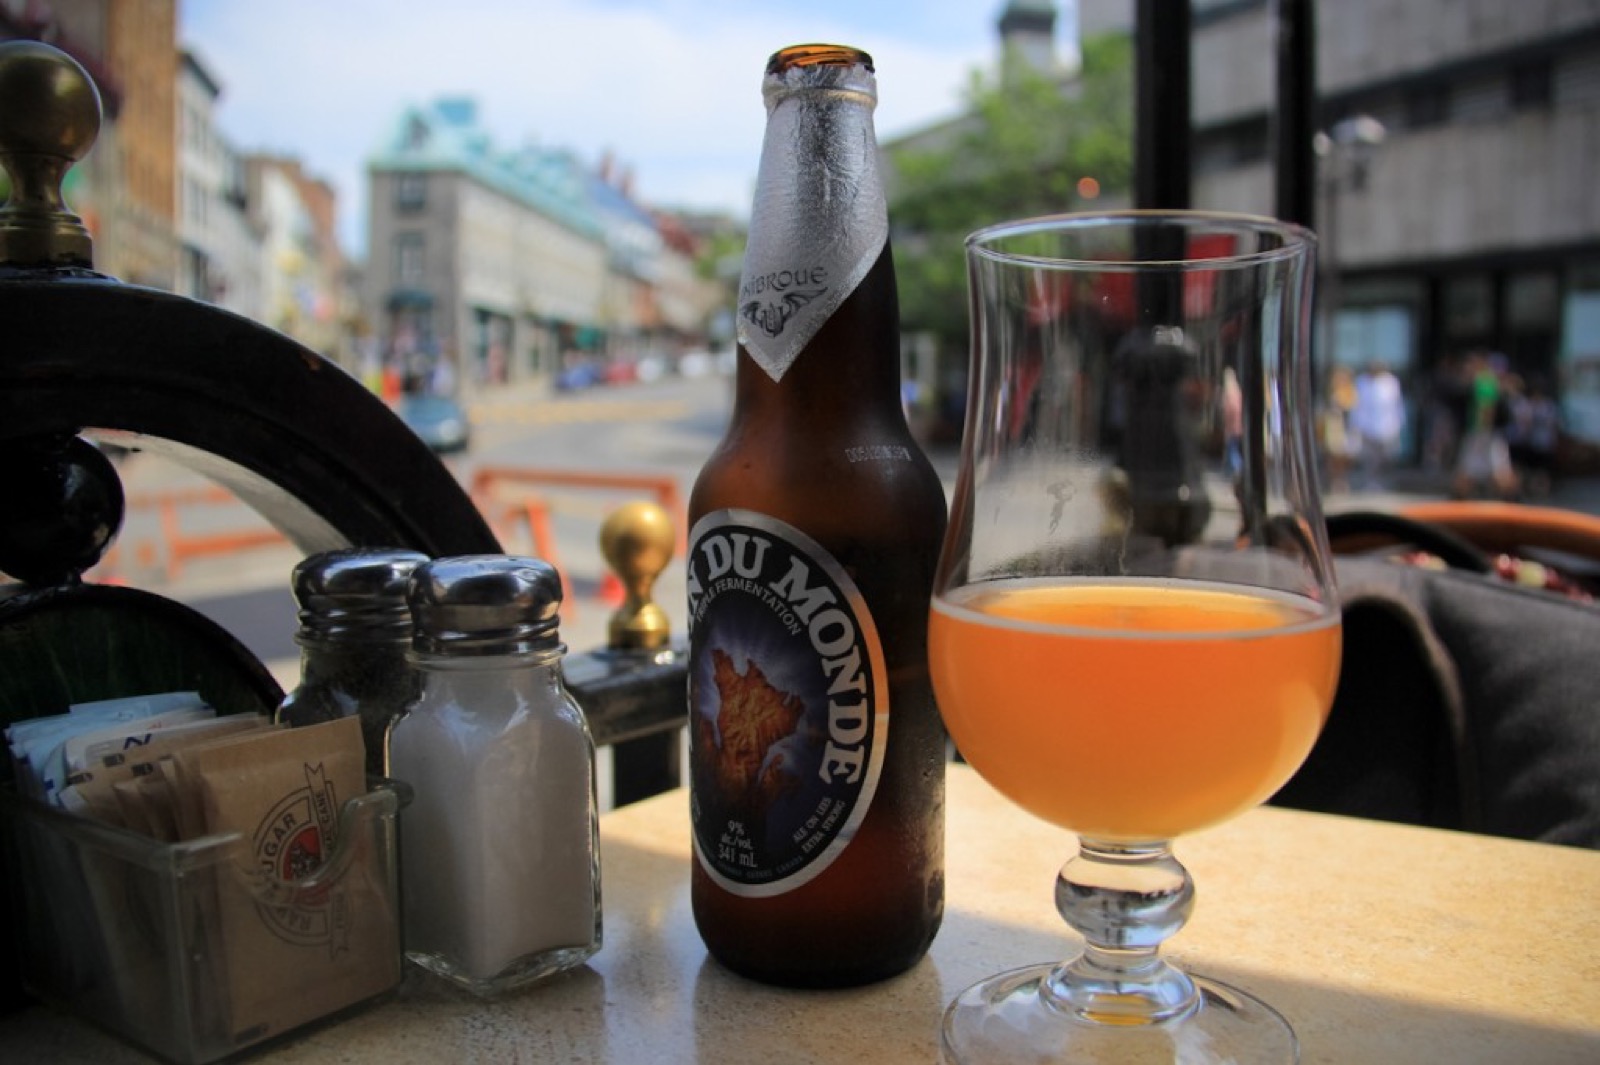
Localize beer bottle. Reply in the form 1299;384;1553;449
686;43;948;988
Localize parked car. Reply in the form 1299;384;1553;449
555;360;603;392
399;393;471;454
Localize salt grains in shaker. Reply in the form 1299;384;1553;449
277;547;429;776
388;555;602;996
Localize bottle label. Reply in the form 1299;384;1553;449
687;509;888;898
738;76;888;382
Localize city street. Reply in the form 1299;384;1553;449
99;370;1600;692
97;373;737;687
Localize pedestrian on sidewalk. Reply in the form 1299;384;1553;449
1350;361;1406;490
1423;353;1469;475
1452;352;1518;499
1507;373;1562;500
1320;366;1358;492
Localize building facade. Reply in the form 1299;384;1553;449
366;99;609;388
176;49;262;319
365;98;726;391
1088;0;1600;442
243;155;354;367
98;0;178;288
174;54;352;368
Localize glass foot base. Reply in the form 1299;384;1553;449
941;963;1297;1065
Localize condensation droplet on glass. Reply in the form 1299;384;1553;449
1046;481;1076;534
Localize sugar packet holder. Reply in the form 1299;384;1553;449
0;777;405;1065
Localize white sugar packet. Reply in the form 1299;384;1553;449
7;693;211;801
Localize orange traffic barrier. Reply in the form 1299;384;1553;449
85;469;682;597
470;466;685;555
84;484;288;584
140;484;287;581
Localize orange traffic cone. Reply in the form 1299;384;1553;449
599;571;625;607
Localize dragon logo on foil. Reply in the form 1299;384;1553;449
741;286;826;339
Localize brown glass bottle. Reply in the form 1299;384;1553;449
686;44;948;988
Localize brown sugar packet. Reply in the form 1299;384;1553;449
172;716;397;1045
110;777;162;839
106;764;186;843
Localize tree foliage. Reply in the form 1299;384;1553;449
888;33;1134;355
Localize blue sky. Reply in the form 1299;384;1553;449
179;0;1079;258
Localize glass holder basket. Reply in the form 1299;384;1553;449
0;779;406;1064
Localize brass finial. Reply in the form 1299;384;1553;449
599;500;677;652
0;40;102;268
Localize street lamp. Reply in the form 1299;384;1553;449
1316;114;1386;371
1315;115;1386;185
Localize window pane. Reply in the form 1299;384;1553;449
1444;274;1493;340
396;233;424;285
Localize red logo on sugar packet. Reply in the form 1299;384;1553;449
249;762;352;955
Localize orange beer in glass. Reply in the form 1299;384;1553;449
931;579;1340;843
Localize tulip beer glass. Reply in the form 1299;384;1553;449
931;212;1341;1063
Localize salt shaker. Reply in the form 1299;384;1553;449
277;547;428;776
388;555;601;996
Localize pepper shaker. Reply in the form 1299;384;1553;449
388;555;602;995
277;547;428;776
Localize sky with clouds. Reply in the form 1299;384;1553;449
179;0;1079;258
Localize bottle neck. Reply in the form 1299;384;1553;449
736;60;894;395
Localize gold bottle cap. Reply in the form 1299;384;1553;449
0;40;101;268
599;501;676;652
766;44;874;74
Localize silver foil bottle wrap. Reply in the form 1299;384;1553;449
737;55;889;382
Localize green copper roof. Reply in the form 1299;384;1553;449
368;98;603;240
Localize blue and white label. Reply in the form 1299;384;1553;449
687;509;888;897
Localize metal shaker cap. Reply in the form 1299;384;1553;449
407;555;564;658
291;547;429;644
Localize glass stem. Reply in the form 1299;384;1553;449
1045;839;1200;1026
